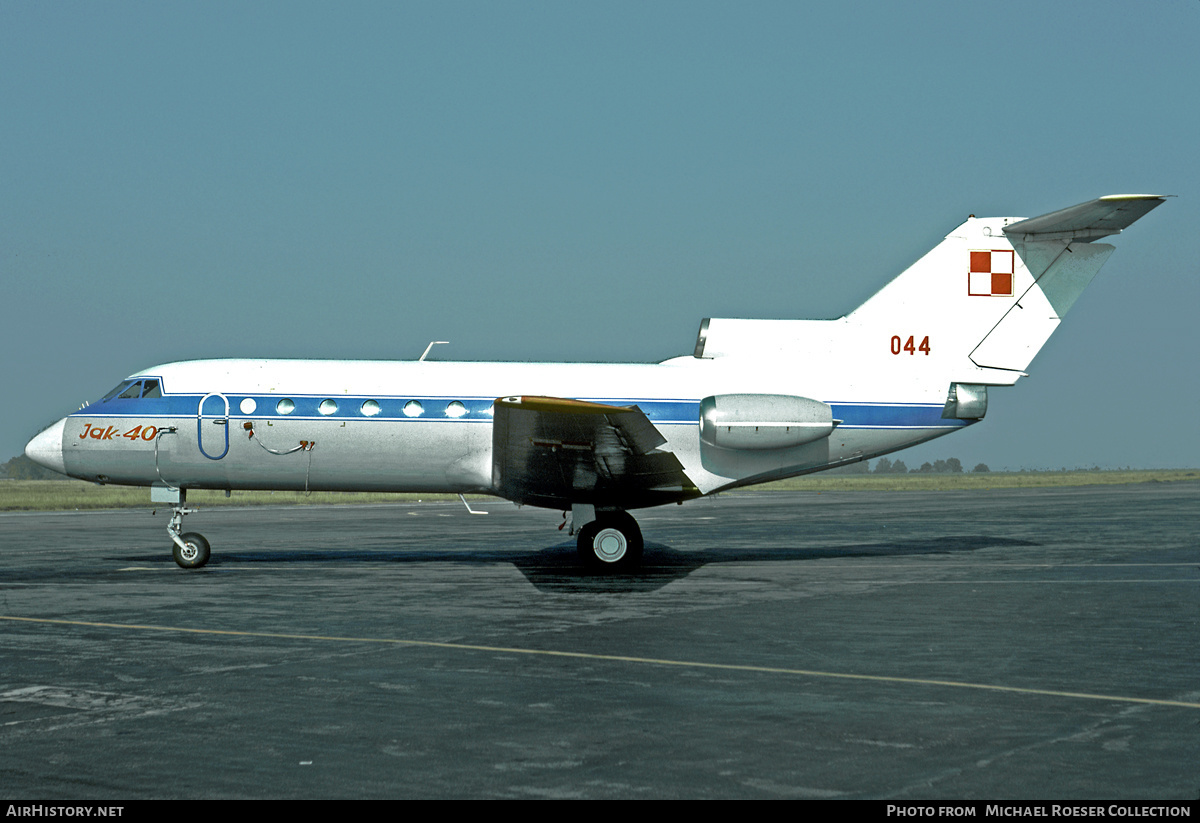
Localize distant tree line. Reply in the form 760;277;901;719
830;457;989;475
1;454;71;480
874;457;987;474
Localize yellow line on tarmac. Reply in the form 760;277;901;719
3;614;1198;710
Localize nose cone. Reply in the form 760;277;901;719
25;418;67;475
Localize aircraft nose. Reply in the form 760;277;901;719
25;418;67;475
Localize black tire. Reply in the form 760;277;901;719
577;512;643;571
173;532;211;569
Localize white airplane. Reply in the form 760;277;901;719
25;194;1165;571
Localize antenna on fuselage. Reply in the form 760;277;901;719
419;341;449;361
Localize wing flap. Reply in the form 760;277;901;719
491;395;696;509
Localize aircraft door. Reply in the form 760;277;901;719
197;392;230;460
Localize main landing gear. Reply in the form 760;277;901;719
576;510;643;572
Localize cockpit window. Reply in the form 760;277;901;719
101;381;134;402
101;379;163;402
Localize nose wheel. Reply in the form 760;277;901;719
172;532;211;569
577;511;643;571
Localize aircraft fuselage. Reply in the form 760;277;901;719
48;356;967;503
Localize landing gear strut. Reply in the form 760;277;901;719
577;510;643;571
167;502;210;569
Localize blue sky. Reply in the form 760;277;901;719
3;1;1197;469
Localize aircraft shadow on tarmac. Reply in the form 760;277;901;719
116;534;1038;594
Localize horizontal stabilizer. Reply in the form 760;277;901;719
1004;194;1166;243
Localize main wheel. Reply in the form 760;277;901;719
172;532;211;569
577;512;643;571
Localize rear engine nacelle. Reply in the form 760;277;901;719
699;394;836;451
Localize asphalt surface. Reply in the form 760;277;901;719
1;482;1197;799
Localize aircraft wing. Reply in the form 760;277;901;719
491;395;698;510
1003;194;1166;243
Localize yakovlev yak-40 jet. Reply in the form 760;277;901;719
25;195;1165;570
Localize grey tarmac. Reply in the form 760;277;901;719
0;482;1197;799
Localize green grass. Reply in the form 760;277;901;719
0;481;470;511
759;468;1199;493
1;469;1196;511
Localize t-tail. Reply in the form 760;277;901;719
693;194;1166;416
848;194;1166;378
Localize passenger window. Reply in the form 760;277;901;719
445;401;468;418
403;400;424;418
318;399;338;416
360;400;381;417
276;399;295;415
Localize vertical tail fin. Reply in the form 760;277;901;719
849;194;1165;375
691;196;1164;397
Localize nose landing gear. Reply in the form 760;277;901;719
166;500;210;569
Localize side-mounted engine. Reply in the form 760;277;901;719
699;394;836;451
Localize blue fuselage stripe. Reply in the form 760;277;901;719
73;394;966;430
